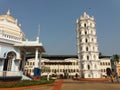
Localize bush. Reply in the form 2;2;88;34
0;79;55;88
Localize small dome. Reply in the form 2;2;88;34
0;10;26;43
0;9;17;24
0;14;16;23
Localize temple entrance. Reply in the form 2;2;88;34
3;51;16;71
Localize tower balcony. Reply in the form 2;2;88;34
81;69;101;72
79;51;99;54
79;60;100;62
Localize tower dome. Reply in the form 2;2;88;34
0;9;26;44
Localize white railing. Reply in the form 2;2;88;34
0;71;22;77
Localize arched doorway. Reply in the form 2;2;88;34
3;51;16;71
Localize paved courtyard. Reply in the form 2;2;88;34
0;79;120;90
61;79;120;90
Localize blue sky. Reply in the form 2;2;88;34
0;0;120;56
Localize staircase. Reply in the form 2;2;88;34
21;74;32;80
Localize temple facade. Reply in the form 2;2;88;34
0;10;45;80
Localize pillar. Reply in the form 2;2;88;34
22;52;26;72
39;53;42;69
35;48;39;68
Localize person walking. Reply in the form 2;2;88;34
106;68;112;82
115;73;119;83
47;73;50;81
111;69;116;83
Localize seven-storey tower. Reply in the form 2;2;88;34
76;12;101;78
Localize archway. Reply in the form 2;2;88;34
3;51;16;71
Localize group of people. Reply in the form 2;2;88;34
106;68;119;83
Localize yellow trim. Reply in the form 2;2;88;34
0;15;16;23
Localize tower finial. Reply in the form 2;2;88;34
7;8;10;15
83;12;87;15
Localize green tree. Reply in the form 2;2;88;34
111;54;119;72
113;54;119;62
111;54;119;63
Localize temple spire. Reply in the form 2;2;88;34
36;24;40;42
7;8;10;15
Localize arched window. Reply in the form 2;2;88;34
86;47;88;51
103;62;105;66
85;38;88;43
33;62;35;65
76;62;78;65
74;69;75;72
87;65;90;70
91;30;93;34
84;23;86;27
80;47;82;51
82;64;84;69
3;51;16;71
79;31;81;35
106;62;108;65
94;55;96;60
94;64;97;69
93;46;95;51
92;38;94;42
88;74;91;77
104;69;106;72
81;55;83;59
80;39;82;42
87;55;89;60
30;62;32;65
85;31;87;35
27;62;29;65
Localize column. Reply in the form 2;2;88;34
35;48;38;68
0;59;4;71
22;52;26;71
39;53;42;69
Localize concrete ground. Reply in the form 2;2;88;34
61;79;120;90
0;79;120;90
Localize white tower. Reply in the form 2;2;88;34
76;12;101;78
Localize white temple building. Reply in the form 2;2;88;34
0;10;111;80
0;9;45;80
